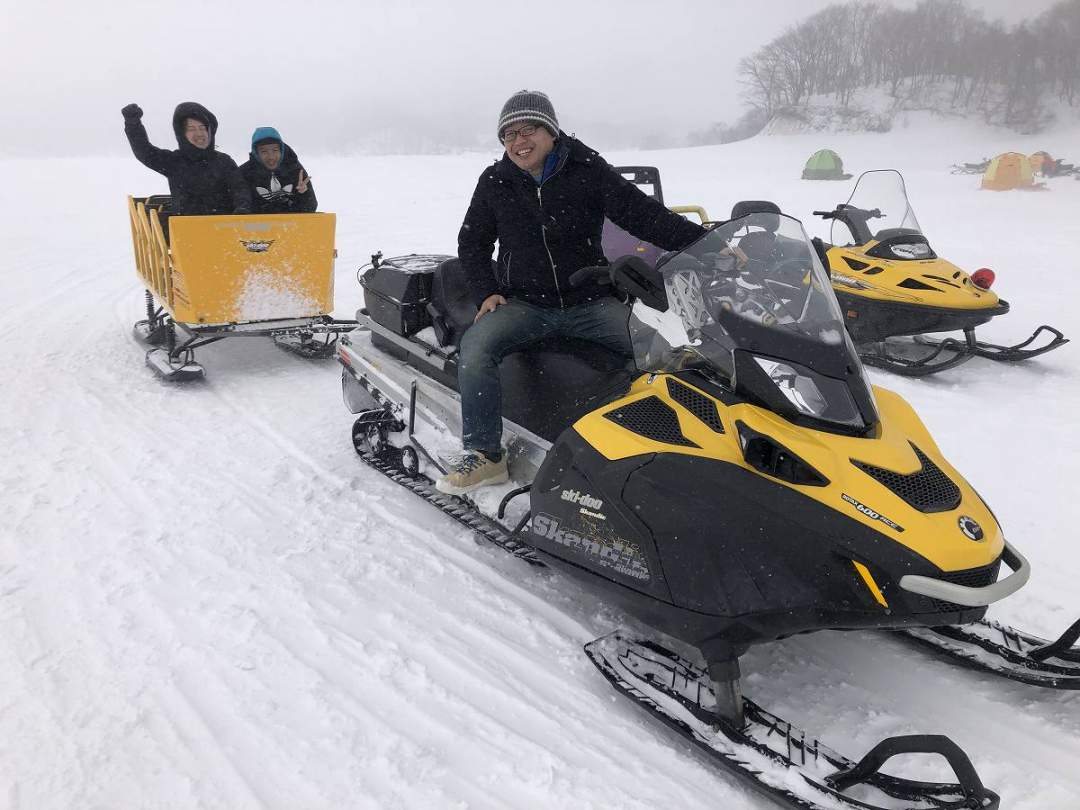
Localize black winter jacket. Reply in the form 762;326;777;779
124;102;251;215
238;143;317;214
457;134;705;308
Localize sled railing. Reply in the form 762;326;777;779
128;196;175;310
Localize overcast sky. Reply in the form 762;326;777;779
0;0;1062;158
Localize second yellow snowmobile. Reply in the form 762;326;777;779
814;170;1067;376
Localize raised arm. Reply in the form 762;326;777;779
121;104;174;176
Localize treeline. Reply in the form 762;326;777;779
737;0;1080;130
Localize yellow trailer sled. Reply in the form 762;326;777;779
127;195;357;381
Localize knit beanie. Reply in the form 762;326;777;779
496;90;559;142
251;126;283;150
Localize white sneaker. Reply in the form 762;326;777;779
435;451;508;495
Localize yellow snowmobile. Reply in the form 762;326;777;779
339;204;1080;810
814;170;1067;376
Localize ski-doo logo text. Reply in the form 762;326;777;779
240;239;274;253
841;493;904;533
958;515;984;541
531;513;649;581
561;489;603;510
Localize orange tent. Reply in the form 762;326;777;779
981;152;1035;191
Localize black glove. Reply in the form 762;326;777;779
121;103;143;120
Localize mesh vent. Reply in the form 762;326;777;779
928;558;1001;612
666;379;724;433
863;266;884;276
851;443;961;513
844;257;869;271
604;396;699;447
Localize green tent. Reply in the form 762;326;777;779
802;149;852;180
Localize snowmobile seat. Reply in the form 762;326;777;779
428;257;483;347
729;202;783;263
730;200;781;228
419;258;635;441
500;345;634;443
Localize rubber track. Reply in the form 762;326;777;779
356;449;545;567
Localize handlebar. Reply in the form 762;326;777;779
812;207;884;219
567;265;611;288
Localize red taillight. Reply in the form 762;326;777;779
971;268;995;290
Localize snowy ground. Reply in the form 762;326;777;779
1;118;1078;809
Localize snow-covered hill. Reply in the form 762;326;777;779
761;82;1080;137
2;119;1078;809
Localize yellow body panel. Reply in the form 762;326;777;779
127;197;336;325
827;245;1002;311
573;373;1002;573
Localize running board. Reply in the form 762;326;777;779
355;443;543;566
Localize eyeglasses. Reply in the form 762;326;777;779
500;124;539;144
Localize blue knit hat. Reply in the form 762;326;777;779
251;126;283;151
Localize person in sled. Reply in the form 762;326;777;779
239;126;317;214
121;102;251;216
437;90;706;495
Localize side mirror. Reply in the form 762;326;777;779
611;255;668;311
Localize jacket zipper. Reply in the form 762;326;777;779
536;185;564;308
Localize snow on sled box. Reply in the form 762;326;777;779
128;196;336;325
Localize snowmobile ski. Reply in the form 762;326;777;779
912;325;1068;363
854;323;1067;377
145;345;205;382
900;618;1080;689
585;633;1000;810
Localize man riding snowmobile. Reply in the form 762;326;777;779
441;89;704;495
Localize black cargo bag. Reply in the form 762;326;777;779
360;254;453;336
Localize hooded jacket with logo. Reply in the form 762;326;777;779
238;141;317;214
457;133;705;309
124;102;251;215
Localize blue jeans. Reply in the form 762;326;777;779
457;297;633;453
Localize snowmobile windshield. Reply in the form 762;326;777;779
832;170;924;249
629;212;878;434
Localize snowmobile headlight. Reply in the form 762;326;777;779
753;356;864;428
890;242;931;259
